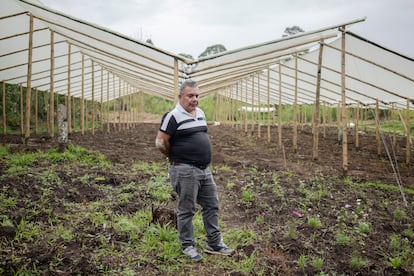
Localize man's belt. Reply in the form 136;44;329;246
170;162;208;170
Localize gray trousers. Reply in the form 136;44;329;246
169;164;221;249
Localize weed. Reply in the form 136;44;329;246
297;254;307;269
357;221;371;234
335;231;350;245
387;256;403;269
308;217;323;228
312;256;324;270
393;207;407;222
389;234;402;253
224;226;256;245
349;252;369;269
402;228;413;239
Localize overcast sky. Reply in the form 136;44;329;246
40;0;414;58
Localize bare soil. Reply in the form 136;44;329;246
0;122;413;275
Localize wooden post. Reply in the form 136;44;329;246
34;88;38;134
106;72;110;133
244;79;248;133
67;44;72;133
251;76;255;134
174;58;179;104
2;81;6;134
340;27;348;174
118;79;121;131
312;40;324;160
257;74;261;138
20;84;24;134
24;15;34;140
375;99;381;155
81;54;85;135
267;66;271;142
406;99;411;165
91;60;95;135
278;63;282;148
49;31;55;138
355;103;360;149
293;54;298;152
100;67;103;130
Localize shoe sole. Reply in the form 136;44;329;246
204;248;233;256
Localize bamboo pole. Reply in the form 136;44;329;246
340;27;348;174
106;72;110;133
278;63;282;148
406;99;411;165
24;15;34;140
91;60;95;135
117;79;121;131
20;84;24;134
81;54;85;135
267;66;271;142
34;88;38;134
244;79;248;133
355;103;360;149
251;76;255;134
49;31;55;138
312;40;324;160
375;99;381;155
67;44;72;133
100;68;103;130
257;73;261;138
174;58;179;104
322;103;326;138
2;81;6;134
293;54;298;152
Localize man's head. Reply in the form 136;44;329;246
179;79;199;113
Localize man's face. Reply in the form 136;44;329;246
179;86;199;113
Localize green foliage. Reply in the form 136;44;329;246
198;44;227;58
307;217;323;228
349;252;369;269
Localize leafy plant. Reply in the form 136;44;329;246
349;253;369;269
308;217;323;228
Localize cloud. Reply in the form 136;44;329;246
40;0;414;58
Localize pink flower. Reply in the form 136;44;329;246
292;210;304;217
345;204;351;208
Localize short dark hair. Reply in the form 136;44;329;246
179;79;198;94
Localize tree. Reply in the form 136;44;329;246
178;53;194;60
198;44;227;58
145;38;154;45
282;26;305;37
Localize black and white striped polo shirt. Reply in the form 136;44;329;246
159;103;211;165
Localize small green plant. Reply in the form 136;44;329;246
285;222;298;239
402;228;413;239
387;256;403;269
389;234;402;253
226;181;235;190
349;253;369;269
224;226;256;245
312;256;324;270
335;231;350;245
308;217;322;228
392;207;407;222
297;254;307;270
357;221;371;234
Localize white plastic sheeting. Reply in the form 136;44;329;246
1;0;413;110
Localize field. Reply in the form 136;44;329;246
0;122;413;275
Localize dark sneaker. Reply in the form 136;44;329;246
182;246;203;261
204;241;234;256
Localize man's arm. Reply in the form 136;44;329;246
155;130;170;158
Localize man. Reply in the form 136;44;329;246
155;79;234;261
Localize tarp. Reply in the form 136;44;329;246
1;0;413;110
